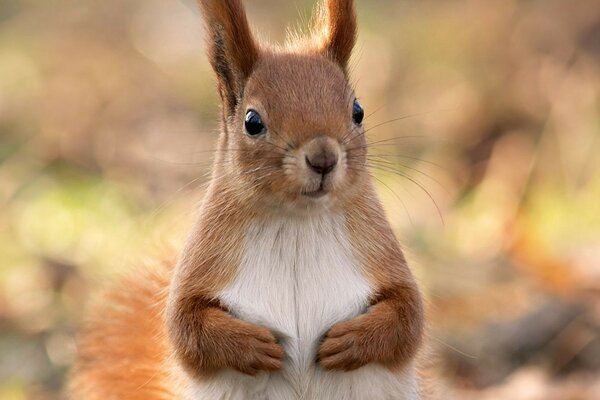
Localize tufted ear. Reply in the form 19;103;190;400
312;0;357;71
197;0;259;115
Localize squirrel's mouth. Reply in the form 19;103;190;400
302;188;328;199
302;179;329;199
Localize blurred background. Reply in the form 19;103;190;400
1;0;599;398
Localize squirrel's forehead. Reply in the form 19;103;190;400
245;53;351;107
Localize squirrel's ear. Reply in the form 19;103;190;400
313;0;357;71
198;0;259;115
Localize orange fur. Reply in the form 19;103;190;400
70;0;431;398
69;256;182;399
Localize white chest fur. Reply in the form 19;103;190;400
188;214;420;400
224;213;371;358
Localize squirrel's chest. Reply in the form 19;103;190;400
219;215;372;355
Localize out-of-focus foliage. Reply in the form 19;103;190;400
0;0;599;399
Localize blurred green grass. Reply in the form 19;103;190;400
1;0;599;398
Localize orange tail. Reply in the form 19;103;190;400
69;257;182;399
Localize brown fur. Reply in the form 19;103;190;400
164;0;372;378
312;0;358;70
165;181;285;378
70;0;429;397
197;0;259;114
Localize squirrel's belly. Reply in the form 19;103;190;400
220;215;372;366
186;216;420;400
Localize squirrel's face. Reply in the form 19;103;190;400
199;0;363;212
224;53;368;211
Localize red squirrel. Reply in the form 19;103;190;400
69;0;426;398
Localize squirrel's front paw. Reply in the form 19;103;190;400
229;323;284;376
318;315;394;372
318;317;372;371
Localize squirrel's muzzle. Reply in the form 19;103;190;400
303;136;340;177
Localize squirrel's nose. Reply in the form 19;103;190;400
306;152;338;175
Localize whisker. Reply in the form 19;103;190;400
242;165;282;175
366;154;447;170
364;104;387;121
372;174;415;228
156;147;288;157
149;155;290;168
143;175;208;226
345;108;455;147
362;107;457;135
365;158;450;195
364;164;444;225
363;113;430;135
430;336;477;359
345;136;431;153
341;124;364;146
265;129;295;152
365;135;432;147
345;165;416;227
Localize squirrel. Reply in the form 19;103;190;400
69;0;427;399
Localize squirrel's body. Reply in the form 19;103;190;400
190;209;418;399
71;187;421;400
70;1;428;399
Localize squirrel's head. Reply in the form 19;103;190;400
199;0;367;213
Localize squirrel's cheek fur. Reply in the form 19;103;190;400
70;1;432;399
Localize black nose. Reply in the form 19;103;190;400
306;152;338;175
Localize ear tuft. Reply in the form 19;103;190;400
312;0;357;71
198;0;260;115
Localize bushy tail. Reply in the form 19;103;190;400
69;256;181;400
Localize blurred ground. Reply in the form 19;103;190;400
1;0;599;399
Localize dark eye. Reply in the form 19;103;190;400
245;109;265;136
352;99;364;125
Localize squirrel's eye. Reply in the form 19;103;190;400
245;110;265;136
352;99;364;125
